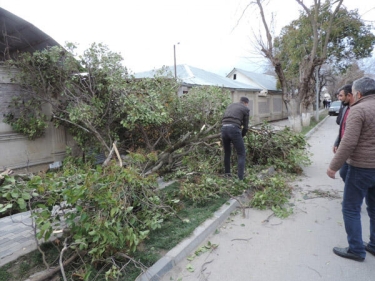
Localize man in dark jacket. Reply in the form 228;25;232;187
221;97;250;180
336;90;346;125
332;84;353;182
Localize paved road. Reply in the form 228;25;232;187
160;116;375;281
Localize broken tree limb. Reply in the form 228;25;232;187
24;252;82;281
113;142;123;167
0;168;13;185
143;130;222;175
102;141;118;167
59;238;69;281
0;168;13;176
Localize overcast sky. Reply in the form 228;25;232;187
1;0;374;76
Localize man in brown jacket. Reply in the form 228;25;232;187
327;77;375;261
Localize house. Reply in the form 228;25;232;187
226;68;280;92
135;64;287;124
226;67;286;123
0;7;74;173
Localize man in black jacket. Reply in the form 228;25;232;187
221;97;250;180
332;84;353;182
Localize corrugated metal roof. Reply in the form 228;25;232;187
0;7;61;60
134;64;261;90
233;68;279;91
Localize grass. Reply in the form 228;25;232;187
301;109;328;135
0;243;61;281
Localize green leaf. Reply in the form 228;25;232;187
40;222;51;231
22;193;32;200
110;208;117;217
0;184;13;190
17;198;26;209
186;264;194;272
0;203;13;213
11;192;19;199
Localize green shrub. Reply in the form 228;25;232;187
246;124;311;173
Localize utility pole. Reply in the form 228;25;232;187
174;42;179;78
315;68;320;122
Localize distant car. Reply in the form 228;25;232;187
328;101;342;116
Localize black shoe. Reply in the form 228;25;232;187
333;247;364;262
364;242;375;256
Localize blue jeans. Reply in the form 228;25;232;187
221;125;246;180
342;164;375;258
339;162;349;182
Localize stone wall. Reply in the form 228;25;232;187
231;90;287;125
0;64;73;173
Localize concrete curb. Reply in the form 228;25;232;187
305;115;330;139
136;198;241;281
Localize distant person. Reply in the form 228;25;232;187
221;97;250;180
323;99;327;108
327;77;375;262
332;84;353;182
327;100;331;108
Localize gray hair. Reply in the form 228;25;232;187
353;77;375;96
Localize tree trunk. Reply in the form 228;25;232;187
301;102;313;127
254;0;344;132
287;99;302;132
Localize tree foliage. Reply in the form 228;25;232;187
0;156;178;280
274;2;375;85
254;0;375;129
4;43;181;154
324;61;364;99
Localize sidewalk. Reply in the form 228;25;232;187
0;212;35;267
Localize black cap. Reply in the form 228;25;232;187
240;97;249;103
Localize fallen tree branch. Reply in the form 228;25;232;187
24;251;82;281
262;213;274;224
103;140;118;166
113;141;123;167
59;238;69;281
0;168;13;185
